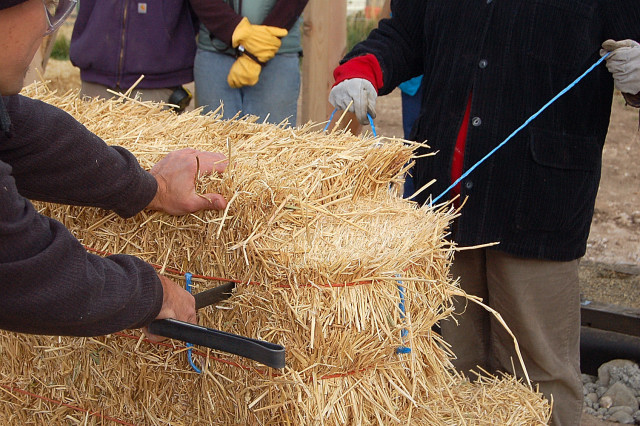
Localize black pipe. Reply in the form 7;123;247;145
580;326;640;376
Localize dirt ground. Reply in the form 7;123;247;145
372;89;640;310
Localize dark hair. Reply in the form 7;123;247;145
0;0;30;11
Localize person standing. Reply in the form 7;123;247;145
190;0;307;125
70;0;198;112
327;1;640;424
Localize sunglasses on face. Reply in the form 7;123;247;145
43;0;78;36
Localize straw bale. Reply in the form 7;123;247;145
0;84;551;424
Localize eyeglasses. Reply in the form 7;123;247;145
42;0;78;36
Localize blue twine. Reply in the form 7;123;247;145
367;113;377;135
323;108;338;132
430;53;610;206
396;275;411;354
184;272;202;374
323;109;376;134
355;116;410;354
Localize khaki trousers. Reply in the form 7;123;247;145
441;249;583;426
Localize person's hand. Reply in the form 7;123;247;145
601;39;640;94
143;274;196;342
231;17;287;64
228;54;262;88
147;148;228;215
329;78;378;125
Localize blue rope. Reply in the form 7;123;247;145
184;272;202;374
430;53;610;206
355;117;410;354
367;113;377;135
323;108;338;132
396;276;411;354
323;109;376;133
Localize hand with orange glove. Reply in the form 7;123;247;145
231;17;288;62
227;53;263;88
227;17;288;88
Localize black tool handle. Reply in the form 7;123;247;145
147;319;285;369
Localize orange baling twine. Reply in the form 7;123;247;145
1;237;408;420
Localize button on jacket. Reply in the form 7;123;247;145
346;0;640;261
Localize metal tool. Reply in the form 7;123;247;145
148;282;286;369
193;281;236;309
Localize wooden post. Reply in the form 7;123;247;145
301;0;361;134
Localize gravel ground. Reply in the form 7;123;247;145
580;262;640;309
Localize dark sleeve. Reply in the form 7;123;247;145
0;186;163;336
601;0;640;42
189;0;308;45
189;0;243;46
0;95;163;337
262;0;309;31
343;0;425;96
1;95;157;218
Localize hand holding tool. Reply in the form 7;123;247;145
148;282;285;369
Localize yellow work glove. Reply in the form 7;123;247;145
231;17;288;63
227;54;262;88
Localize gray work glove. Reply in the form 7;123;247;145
601;39;640;94
329;78;377;125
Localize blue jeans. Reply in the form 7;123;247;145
194;49;300;126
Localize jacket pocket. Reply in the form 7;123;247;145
515;127;601;232
525;0;595;70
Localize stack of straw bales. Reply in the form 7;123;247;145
0;83;550;424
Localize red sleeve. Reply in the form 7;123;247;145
332;54;384;91
189;0;243;46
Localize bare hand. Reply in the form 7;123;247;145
147;148;228;215
143;274;197;342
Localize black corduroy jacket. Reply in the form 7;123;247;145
347;0;640;261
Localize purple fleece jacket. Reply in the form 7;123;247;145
69;0;198;89
0;95;163;336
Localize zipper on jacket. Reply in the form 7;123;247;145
117;0;130;88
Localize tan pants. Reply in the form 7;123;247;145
80;81;174;105
441;249;583;426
